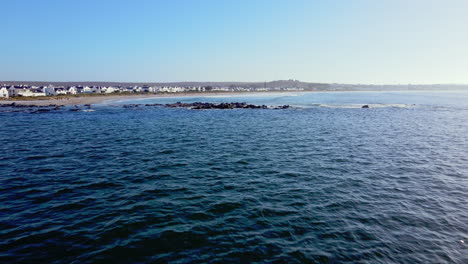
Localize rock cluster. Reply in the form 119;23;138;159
0;103;61;108
0;103;65;113
168;102;270;109
123;102;290;110
1;101;291;113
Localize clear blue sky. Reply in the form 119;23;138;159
2;0;467;84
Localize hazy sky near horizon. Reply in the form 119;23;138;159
2;0;468;84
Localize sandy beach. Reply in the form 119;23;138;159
0;91;308;106
1;94;167;106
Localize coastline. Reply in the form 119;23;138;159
2;89;466;107
0;91;310;106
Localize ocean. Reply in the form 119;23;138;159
1;91;467;263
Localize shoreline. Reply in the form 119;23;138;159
1;89;466;106
0;91;309;106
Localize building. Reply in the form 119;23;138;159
0;87;9;98
122;87;134;93
17;88;45;97
56;88;67;95
105;87;118;93
68;86;78;94
140;86;150;93
8;86;18;97
82;86;93;93
43;86;57;96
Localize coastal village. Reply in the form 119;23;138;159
0;84;305;98
2;80;460;99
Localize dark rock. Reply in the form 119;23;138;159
144;103;163;107
31;109;51;113
123;104;141;108
362;105;370;108
156;102;292;110
113;101;292;110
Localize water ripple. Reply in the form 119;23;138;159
1;92;468;263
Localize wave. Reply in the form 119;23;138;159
293;103;416;109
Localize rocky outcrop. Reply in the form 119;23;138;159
132;102;290;110
0;103;68;113
0;101;292;113
0;103;62;108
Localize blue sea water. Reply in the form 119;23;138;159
1;91;467;263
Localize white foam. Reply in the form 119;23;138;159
317;103;413;109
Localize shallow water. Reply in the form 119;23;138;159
1;91;467;263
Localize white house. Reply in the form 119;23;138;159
56;88;67;95
83;86;93;93
160;86;185;93
123;87;134;93
8;86;18;97
139;86;150;93
0;87;9;98
149;86;160;93
105;86;118;93
68;86;78;94
43;86;57;96
17;88;45;97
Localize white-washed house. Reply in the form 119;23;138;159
123;87;134;93
149;86;160;93
8;86;18;97
0;87;9;98
68;86;78;94
83;86;93;93
25;86;43;96
94;87;102;93
44;86;57;96
105;86;118;93
17;88;45;97
56;88;67;95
